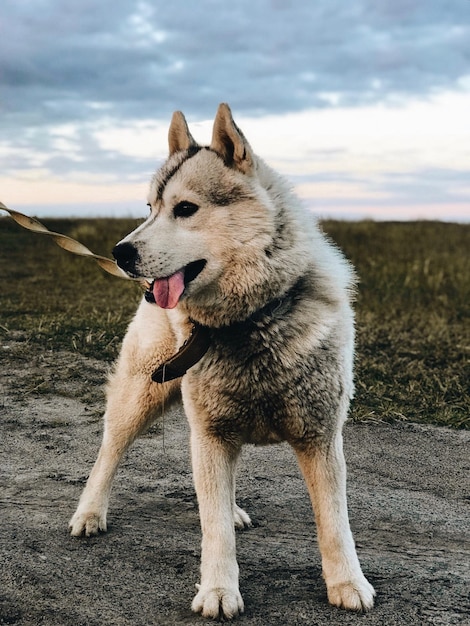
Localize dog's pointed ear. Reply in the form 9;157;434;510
168;111;198;155
210;103;254;174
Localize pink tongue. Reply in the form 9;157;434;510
152;270;185;309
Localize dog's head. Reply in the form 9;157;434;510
113;103;310;324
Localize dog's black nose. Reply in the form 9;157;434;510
112;241;139;272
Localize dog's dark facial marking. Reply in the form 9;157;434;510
206;184;253;207
153;146;202;201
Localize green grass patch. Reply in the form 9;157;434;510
1;216;468;429
0;218;143;360
321;220;469;429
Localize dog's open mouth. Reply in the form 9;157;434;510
145;259;206;309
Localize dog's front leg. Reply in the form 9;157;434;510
69;301;179;537
69;368;178;536
294;432;375;611
190;427;244;620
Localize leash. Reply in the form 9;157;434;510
0;201;138;282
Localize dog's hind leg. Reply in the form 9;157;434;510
294;432;375;611
232;460;252;530
69;301;180;537
233;501;251;530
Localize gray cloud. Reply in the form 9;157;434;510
2;0;469;123
1;0;469;198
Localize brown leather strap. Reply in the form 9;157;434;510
151;323;211;383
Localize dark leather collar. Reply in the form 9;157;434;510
151;323;211;383
149;277;303;383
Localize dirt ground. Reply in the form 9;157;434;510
1;340;469;626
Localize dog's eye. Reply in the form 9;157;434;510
173;201;199;218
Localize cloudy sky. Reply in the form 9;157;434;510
1;0;469;221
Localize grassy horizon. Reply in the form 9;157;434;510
0;217;468;429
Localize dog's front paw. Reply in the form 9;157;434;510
327;576;375;611
192;585;244;620
69;510;107;537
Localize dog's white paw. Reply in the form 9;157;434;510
327;576;375;611
69;510;107;537
233;504;252;529
192;585;244;620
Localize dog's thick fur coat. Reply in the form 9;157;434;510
69;104;375;618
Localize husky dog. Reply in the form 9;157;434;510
69;103;375;619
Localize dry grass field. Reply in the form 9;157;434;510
1;217;468;429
